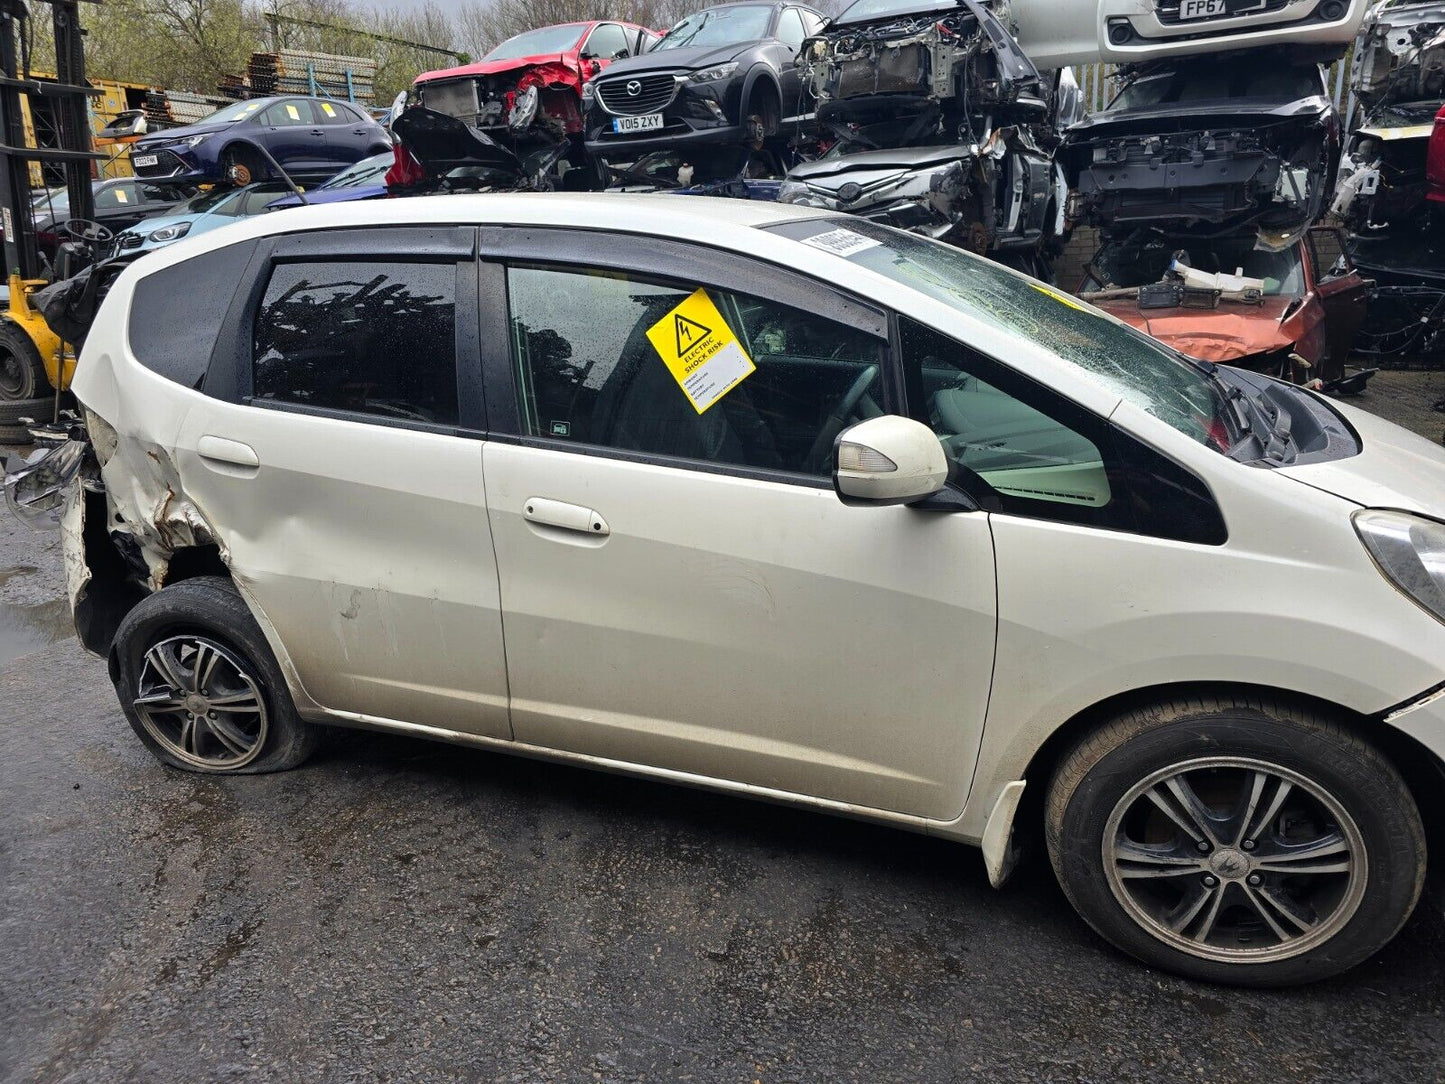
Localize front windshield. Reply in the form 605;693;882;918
1110;60;1321;111
834;0;956;24
321;153;392;189
196;99;270;125
656;5;774;49
484;24;586;60
1091;234;1305;296
184;187;239;214
770;218;1234;449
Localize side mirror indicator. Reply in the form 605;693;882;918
833;415;948;506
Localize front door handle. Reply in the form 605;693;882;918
197;435;259;473
523;497;609;537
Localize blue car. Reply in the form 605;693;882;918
110;183;293;256
265;150;395;210
129;96;392;188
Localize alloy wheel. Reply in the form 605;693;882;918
132;634;268;769
1103;756;1367;964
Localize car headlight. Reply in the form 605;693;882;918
1354;509;1445;624
581;80;596;103
688;62;738;83
178;134;210;148
778;179;811;204
147;222;190;243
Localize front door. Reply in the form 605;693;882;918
478;237;997;820
257;99;328;175
173;228;511;738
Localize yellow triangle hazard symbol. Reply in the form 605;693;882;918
675;313;711;356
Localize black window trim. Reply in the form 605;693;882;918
206;225;485;436
479;225;893;490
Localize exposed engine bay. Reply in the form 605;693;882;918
783;0;1073;269
417;66;585;143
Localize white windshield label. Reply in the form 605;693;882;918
799;228;881;258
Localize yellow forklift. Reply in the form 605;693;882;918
0;0;104;441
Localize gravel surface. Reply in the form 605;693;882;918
2;377;1444;1083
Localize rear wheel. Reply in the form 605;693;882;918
1046;696;1426;985
112;576;317;774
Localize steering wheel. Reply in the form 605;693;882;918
806;363;880;472
62;218;114;244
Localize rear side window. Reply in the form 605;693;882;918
129;239;260;389
251;260;459;425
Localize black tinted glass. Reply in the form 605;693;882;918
252;261;458;425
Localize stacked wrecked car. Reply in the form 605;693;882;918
777;0;1076;275
1333;0;1445;358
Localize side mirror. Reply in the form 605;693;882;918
833;415;948;506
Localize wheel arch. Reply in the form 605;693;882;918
741;66;781;117
1011;680;1445;863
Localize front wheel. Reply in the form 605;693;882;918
1046;696;1426;986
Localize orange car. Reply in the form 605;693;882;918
1078;226;1370;384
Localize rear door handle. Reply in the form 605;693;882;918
523;497;609;536
197;435;259;473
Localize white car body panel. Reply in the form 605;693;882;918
67;193;1445;850
1010;0;1368;67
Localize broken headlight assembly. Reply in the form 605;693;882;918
3;434;92;530
1354;509;1445;624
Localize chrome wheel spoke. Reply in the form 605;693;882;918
133;691;186;712
1164;775;1225;846
179;713;200;757
205;715;252;757
1143;783;1211;847
1244;777;1293;844
1231;770;1269;846
1253;834;1351;876
1168;881;1227;942
1115;841;1206;878
210;695;262;714
192;641;220;694
148;642;190;699
1242;881;1315;938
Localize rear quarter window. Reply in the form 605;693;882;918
127;239;259;389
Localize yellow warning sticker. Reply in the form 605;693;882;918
321;102;336;117
285;104;301;120
114;188;128;203
1029;281;1089;312
646;288;755;414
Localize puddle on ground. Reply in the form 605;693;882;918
0;596;71;668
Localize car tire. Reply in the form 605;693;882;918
111;576;318;774
0;322;46;405
745;83;780;149
0;394;54;443
222;145;265;186
1045;695;1426;986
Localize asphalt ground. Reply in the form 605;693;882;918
3;373;1445;1083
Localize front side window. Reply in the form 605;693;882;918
252;261;458;425
586;23;631;58
94;182;135;209
902;317;1225;543
507;264;882;477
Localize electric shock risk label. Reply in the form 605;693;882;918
645;288;755;415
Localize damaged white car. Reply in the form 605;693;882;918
11;195;1445;987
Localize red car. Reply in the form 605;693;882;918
413;22;660;145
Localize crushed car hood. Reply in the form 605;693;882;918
1091;295;1301;362
390;107;522;175
789;144;971;179
416;53;581;84
1280;397;1445;515
1064;96;1331;140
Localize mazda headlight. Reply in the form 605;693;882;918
581;80;596;103
688;62;738;83
147;221;190;243
1354;509;1445;623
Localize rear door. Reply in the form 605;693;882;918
314;99;373;171
257;99;329;174
172;226;511;738
1306;226;1370;382
476;228;998;820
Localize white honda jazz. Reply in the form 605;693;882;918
12;193;1445;986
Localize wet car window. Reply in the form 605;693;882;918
197;99;269;125
484;24;587;60
507;264;882;476
586;23;631;58
902;317;1113;511
252;261;458;425
768;218;1234;450
1111;61;1320;110
776;8;806;49
656;6;775;50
